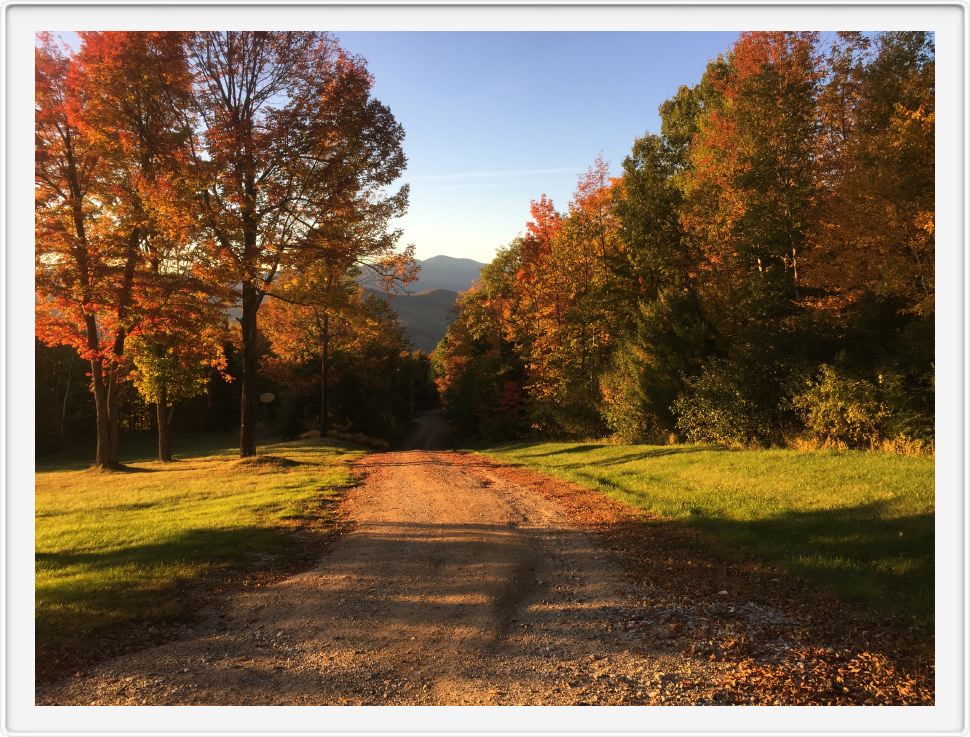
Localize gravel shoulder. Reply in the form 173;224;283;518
37;446;932;706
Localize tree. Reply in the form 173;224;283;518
524;160;619;436
682;33;821;308
809;31;935;317
433;244;528;441
261;267;365;436
35;32;194;468
601;288;709;442
127;287;230;461
186;31;408;457
611;134;686;301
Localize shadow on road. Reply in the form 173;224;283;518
399;409;454;451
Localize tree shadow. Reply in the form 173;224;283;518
489;442;725;464
36;432;240;472
35;523;327;684
38;493;934;703
36;433;359;473
687;500;934;621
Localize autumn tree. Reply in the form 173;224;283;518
261;266;366;436
433;244;528;440
127;284;230;461
35;32;195;467
186;31;408;457
264;288;429;443
810;31;935;316
523;160;620;436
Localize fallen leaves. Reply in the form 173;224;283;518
475;452;934;705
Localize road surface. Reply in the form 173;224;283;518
37;414;931;705
38;446;735;705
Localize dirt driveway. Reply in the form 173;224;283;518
37;423;932;705
39;447;734;706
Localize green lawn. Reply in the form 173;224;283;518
482;442;934;621
36;436;364;665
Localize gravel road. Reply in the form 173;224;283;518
37;446;733;705
37;415;932;705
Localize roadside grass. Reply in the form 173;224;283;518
36;436;365;673
481;442;934;622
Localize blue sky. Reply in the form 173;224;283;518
57;31;739;263
340;32;739;263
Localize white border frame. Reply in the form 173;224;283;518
3;3;967;735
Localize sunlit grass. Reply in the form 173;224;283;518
36;437;365;659
482;442;934;621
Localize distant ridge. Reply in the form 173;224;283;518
362;255;485;352
409;255;484;293
365;288;456;353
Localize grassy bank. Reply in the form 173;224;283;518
482;442;934;621
36;437;364;673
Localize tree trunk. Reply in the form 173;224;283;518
90;358;113;469
60;367;71;442
105;226;140;466
157;384;172;462
107;369;122;465
239;281;259;457
320;311;330;436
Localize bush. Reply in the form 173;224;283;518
876;369;934;444
791;364;887;449
672;360;765;447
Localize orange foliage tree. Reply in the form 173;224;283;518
186;32;409;457
35;32;197;468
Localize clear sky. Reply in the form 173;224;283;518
338;32;739;263
56;31;740;264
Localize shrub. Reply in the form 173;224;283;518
672;360;765;447
876;369;934;444
791;364;887;449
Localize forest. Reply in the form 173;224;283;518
36;31;934;464
433;31;934;452
35;31;435;465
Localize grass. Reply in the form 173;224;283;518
36;430;246;472
481;442;934;622
36;435;365;669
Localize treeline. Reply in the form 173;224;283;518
35;32;425;466
434;32;934;452
36;311;435;458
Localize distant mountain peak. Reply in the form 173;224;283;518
410;255;484;294
422;254;484;266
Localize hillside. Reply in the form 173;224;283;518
409;255;483;292
363;255;485;352
367;288;459;353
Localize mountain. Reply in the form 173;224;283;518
367;288;459;353
361;255;485;352
410;255;483;292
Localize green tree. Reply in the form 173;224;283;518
128;326;228;461
601;288;709;442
